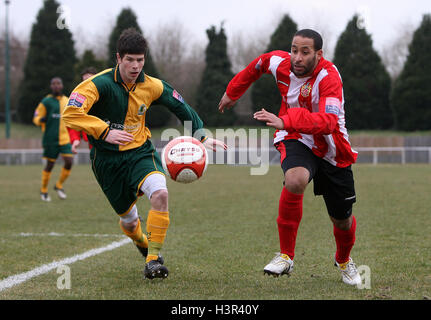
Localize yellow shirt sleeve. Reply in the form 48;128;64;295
33;103;47;131
62;80;109;140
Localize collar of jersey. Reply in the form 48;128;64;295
47;94;65;100
114;64;146;91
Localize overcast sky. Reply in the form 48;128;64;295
2;0;430;56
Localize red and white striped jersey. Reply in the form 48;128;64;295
226;50;357;168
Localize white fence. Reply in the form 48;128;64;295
354;147;431;164
1;147;431;165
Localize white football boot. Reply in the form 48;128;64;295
54;186;67;200
264;253;294;277
335;257;362;286
40;192;51;202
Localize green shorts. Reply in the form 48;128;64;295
90;140;165;216
43;143;73;161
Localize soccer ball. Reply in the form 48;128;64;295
161;136;208;183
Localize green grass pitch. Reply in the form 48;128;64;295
0;164;430;300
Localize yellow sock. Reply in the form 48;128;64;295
146;210;170;262
41;170;52;193
56;167;71;189
119;218;148;248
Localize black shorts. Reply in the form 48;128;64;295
276;139;356;220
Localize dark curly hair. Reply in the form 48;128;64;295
117;28;148;58
80;67;98;78
294;29;323;51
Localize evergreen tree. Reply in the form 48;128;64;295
251;14;297;116
333;15;392;130
391;14;431;131
73;50;105;86
17;0;76;124
107;8;142;67
195;25;236;126
107;7;170;127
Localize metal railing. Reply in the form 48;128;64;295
354;147;431;165
1;147;431;165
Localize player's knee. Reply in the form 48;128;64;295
284;168;309;194
284;176;307;194
150;189;169;211
331;215;353;231
120;205;139;232
121;218;139;232
44;160;55;171
64;159;73;170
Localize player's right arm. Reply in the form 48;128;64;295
219;51;283;113
62;81;111;142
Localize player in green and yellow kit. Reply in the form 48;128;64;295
63;28;226;279
33;77;74;202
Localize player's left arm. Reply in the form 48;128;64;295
154;81;227;151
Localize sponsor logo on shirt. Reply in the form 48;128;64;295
67;92;86;108
104;120;140;133
325;105;340;115
172;90;184;103
325;97;341;116
255;58;263;71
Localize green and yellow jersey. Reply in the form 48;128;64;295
62;66;205;152
33;94;71;147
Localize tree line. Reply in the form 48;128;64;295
2;0;431;131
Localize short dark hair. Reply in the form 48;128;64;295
80;67;98;77
117;28;148;58
294;29;323;51
50;77;62;83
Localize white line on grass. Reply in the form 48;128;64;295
16;232;125;238
0;238;132;292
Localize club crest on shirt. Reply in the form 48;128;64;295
300;82;312;98
138;104;147;115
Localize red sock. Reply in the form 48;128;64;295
333;216;357;264
276;187;303;259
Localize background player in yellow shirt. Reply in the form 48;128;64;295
33;77;74;202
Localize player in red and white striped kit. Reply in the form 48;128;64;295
218;29;361;286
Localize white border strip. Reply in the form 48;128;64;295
16;232;125;238
0;238;131;292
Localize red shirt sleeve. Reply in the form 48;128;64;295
280;108;338;135
226;51;285;101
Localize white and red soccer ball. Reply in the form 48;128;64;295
161;136;208;183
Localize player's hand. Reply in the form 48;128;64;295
218;92;236;113
105;129;134;145
203;137;227;152
71;140;80;154
253;108;284;129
